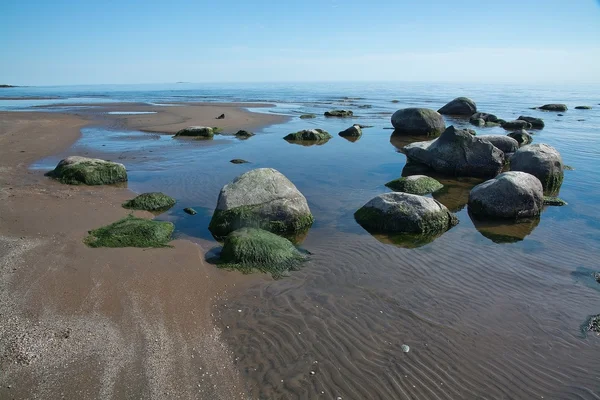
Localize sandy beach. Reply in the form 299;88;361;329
0;104;285;399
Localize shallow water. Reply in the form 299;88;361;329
23;82;600;399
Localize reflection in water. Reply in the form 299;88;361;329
469;211;541;243
339;135;360;143
401;159;433;176
370;230;447;248
432;177;483;212
389;132;434;153
284;139;330;146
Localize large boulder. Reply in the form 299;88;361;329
284;129;332;142
502;120;532;130
45;156;127;185
174;126;214;138
391;108;446;136
385;175;443;195
479;135;519;154
507;129;533;146
510;144;564;194
339;124;362;138
539;104;568;112
438;97;477;116
403;126;505;178
208;168;314;239
518;116;544;129
468;171;544;219
122;192;176;211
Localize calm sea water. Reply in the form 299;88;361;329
8;82;600;399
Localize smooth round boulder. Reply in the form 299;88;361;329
284;129;332;142
339;124;362;138
468;171;544;219
539;104;568;112
208;168;314;238
438;97;477;116
174;126;214;138
479;135;519;154
518;116;544;129
45;156;127;185
354;192;458;235
510;144;564;194
385;175;443;195
502;120;532;130
507;129;533;146
391;108;446;136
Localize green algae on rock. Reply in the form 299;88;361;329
324;110;353;117
84;215;174;248
122;192;176;212
538;104;568;112
45;156;127;185
183;207;197;215
284;129;332;142
385;175;443;195
543;196;568;206
174;126;214;138
217;228;307;277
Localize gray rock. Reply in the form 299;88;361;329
208;168;314;238
510;144;564;194
507;129;533;146
174;126;214;138
468;171;544;219
45;156;128;185
325;110;353;117
470;112;499;123
284;129;332;142
385;175;443;195
471;118;485;127
539;104;568;112
354;192;458;235
502;120;532;130
338;124;362;138
299;114;316;119
438;97;477;116
479;135;519;154
235;130;255;138
403;126;505;178
391;108;446;136
518;116;545;129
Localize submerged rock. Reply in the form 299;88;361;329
183;207;197;215
84;215;174;248
468;171;544;219
218;228;307;277
575;106;592;110
502;120;532;130
543;196;567;206
470;118;485;127
470;214;540;243
354;192;458;235
510;144;564;194
174;126;214;138
470;112;499;124
235;130;255;138
438;97;477;116
122;192;176;211
391;108;446;136
45;156;127;185
339;125;362;138
479;135;519;154
507;129;533;146
284;129;332;142
518;116;545;129
208;168;314;239
403;126;505;178
324;110;353;117
230;159;249;164
299;114;316;119
539;104;568;112
586;315;600;333
385;175;443;195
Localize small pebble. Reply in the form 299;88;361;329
401;344;410;353
310;371;315;375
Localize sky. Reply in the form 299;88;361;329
2;0;600;85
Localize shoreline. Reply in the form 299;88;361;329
0;102;284;399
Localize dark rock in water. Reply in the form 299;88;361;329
438;97;477;116
595;272;600;284
385;175;443;195
557;113;564;116
174;126;214;138
216;113;225;119
183;207;197;215
391;108;446;136
479;135;519;154
564;165;575;171
507;129;533;146
45;156;127;185
230;159;249;164
391;100;400;103
218;228;307;277
543;196;567;206
354;192;458;236
358;104;372;109
401;159;433;176
485;121;501;127
299;114;316;119
470;112;499;123
339;124;362;138
468;171;544;219
539;104;568;112
585;315;600;333
356;124;373;128
403;126;505;178
577;119;586;122
466;129;477;136
84;215;174;248
510;144;564;195
122;192;176;211
502;120;532;130
324;110;353;117
284;129;332;142
471;118;485;127
518;116;545;129
235;130;255;138
575;106;592;110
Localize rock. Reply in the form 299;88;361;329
391;100;400;103
595;272;600;284
502;120;532;130
468;172;544;219
122;192;176;211
84;215;174;248
518;116;545;129
235;130;255;138
510;144;564;194
403;126;505;178
401;345;410;353
507;129;533;146
485;122;501;127
391;108;446;136
358;104;372;109
466;129;477;136
385;175;443;195
208;168;314;239
564;165;575;171
324;110;353;117
557;113;564;116
438;97;477;116
230;159;249;164
479;135;519;154
575;106;592;110
470;112;499;123
284;129;332;142
539;104;568;112
543;196;567;206
45;156;127;185
183;207;197;215
586;315;600;333
299;114;316;119
471;118;485;127
338;125;362;138
354;192;458;235
218;228;307;277
174;126;214;138
356;124;373;128
216;113;225;119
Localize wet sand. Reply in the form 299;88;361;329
0;104;285;399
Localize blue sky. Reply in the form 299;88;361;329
2;0;600;85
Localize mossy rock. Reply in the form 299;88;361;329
575;106;592;110
45;156;127;185
217;228;307;277
122;192;176;212
385;175;443;195
183;207;197;215
564;165;575;171
299;114;316;119
235;130;254;138
174;126;214;138
543;196;567;206
539;104;568;112
84;215;174;248
284;129;332;142
324;110;353;117
585;315;600;333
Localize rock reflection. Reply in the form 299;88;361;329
469;211;540;243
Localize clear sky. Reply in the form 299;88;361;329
2;0;600;85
